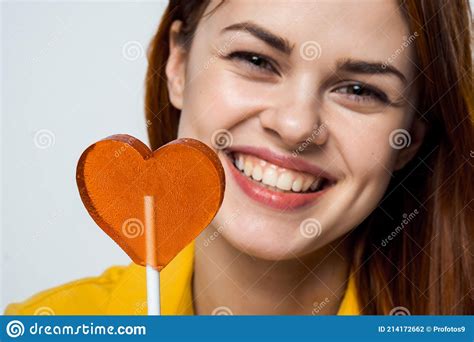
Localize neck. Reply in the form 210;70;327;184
192;226;351;315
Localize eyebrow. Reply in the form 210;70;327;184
221;21;408;85
221;20;294;55
337;58;407;85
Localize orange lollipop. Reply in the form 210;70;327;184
76;135;225;314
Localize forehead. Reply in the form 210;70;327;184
201;0;415;76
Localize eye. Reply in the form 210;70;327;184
334;83;389;104
225;50;280;75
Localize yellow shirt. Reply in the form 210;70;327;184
4;242;360;315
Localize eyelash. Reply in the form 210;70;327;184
225;50;389;104
334;83;389;104
225;50;280;75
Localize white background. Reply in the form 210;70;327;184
1;1;167;311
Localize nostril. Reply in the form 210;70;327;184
263;127;282;140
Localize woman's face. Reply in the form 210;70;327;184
167;0;423;260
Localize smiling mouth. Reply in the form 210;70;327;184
223;149;336;197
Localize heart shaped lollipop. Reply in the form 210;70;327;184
76;134;225;271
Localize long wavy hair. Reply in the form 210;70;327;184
144;0;473;314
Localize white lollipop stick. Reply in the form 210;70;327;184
146;265;160;315
144;195;160;315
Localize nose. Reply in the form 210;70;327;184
259;79;328;149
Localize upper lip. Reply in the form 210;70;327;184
226;145;338;183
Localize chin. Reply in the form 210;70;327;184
217;216;325;261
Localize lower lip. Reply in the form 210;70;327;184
224;153;330;211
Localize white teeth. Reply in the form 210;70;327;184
310;179;321;191
262;167;278;187
276;172;293;191
244;159;253;176
251;165;263;181
232;152;331;193
291;177;303;192
302;178;313;192
236;155;244;171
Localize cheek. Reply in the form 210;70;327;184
178;65;267;141
329;108;404;179
324;109;406;221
